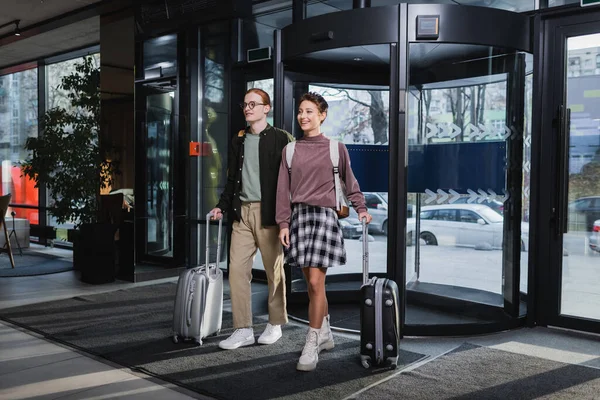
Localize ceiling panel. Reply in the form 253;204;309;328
0;0;102;70
0;17;99;69
0;0;101;32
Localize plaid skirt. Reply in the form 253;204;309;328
285;204;346;268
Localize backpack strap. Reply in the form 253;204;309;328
285;142;296;175
329;139;343;212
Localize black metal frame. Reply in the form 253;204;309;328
533;7;600;333
134;30;186;267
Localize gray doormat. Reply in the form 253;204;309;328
0;283;426;400
357;343;600;400
0;252;72;277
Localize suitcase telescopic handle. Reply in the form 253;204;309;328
362;217;369;285
205;212;223;275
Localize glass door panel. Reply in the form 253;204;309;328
562;33;600;321
144;90;175;258
406;43;530;323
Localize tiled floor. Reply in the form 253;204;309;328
0;245;207;400
1;246;600;399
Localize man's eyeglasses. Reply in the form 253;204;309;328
239;101;266;110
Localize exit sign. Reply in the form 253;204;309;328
581;0;600;6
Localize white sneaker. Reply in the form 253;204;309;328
257;323;282;345
218;328;255;350
318;315;334;352
297;328;319;372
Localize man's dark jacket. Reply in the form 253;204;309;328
216;124;294;227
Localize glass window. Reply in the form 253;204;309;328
0;68;38;225
309;84;389;145
46;54;100;238
200;24;230;270
478;206;504;223
459;210;480;223
432;209;456;221
548;0;579;7
563;33;600;321
420;210;435;220
243;20;276;52
47;54;100;111
143;34;177;79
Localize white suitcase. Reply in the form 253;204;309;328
172;212;223;345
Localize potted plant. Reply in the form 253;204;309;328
21;55;120;283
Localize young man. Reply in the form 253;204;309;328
210;88;293;350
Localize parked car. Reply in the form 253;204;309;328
588;219;600;253
349;192;413;236
406;204;529;251
568;196;600;232
451;197;504;215
339;217;362;239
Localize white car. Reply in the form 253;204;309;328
407;204;529;251
589;219;600;253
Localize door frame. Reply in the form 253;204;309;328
534;8;600;332
134;80;186;267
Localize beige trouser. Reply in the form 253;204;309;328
229;202;287;328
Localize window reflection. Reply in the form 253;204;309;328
562;33;600;321
201;27;230;268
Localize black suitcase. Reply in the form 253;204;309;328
359;219;401;369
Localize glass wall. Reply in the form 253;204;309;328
200;24;230;268
0;68;38;224
46;54;101;242
562;33;600;321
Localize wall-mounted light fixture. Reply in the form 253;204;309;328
0;19;21;37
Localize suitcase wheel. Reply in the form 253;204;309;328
388;356;398;369
360;355;371;369
172;335;179;344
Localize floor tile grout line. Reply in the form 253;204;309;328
0;353;82;377
0;317;210;400
341;342;465;400
46;376;143;400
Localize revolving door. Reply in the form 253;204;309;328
276;3;532;336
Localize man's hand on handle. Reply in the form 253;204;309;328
209;207;223;220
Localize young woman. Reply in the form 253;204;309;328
275;92;372;372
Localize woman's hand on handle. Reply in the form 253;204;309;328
279;228;290;248
359;211;372;224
